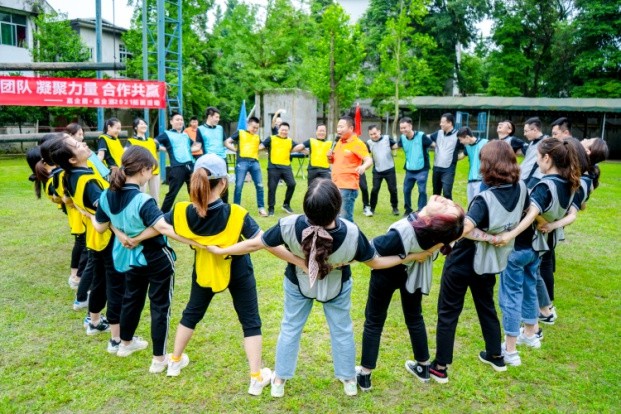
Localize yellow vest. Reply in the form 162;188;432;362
270;136;292;166
238;130;260;160
173;202;246;292
309;138;332;168
86;159;105;181
128;137;160;175
55;170;86;234
72;172;112;251
100;135;125;167
44;176;62;206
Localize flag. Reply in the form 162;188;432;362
354;103;362;136
237;100;247;131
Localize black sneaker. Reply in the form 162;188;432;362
355;366;372;391
429;361;449;384
86;317;110;336
478;351;507;372
392;207;399;216
268;209;274;217
538;312;555;325
405;360;430;383
282;205;294;214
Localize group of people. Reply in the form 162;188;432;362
25;110;608;397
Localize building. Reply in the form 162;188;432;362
69;18;130;77
0;0;54;74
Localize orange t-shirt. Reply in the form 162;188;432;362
331;134;370;190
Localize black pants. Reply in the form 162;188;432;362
539;247;556;301
76;247;94;302
180;267;262;337
435;265;501;366
432;165;457;200
360;268;429;369
161;164;192;213
307;168;331;186
267;167;296;210
120;248;175;356
370;168;398;211
71;233;88;274
359;172;369;207
87;239;126;324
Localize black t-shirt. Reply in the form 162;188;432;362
97;134;121;168
95;184;167;252
371;222;436;273
447;183;528;270
261;215;375;285
164;200;260;278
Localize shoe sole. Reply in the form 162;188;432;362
166;356;189;377
516;339;541;349
117;344;148;357
86;328;110;336
282;208;293;214
478;354;507;372
539;319;555;325
430;374;449;384
149;363;168;374
404;361;430;383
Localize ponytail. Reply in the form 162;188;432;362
189;168;223;218
301;232;334;280
108;166;126;192
109;146;157;192
538;138;581;192
587;138;609;189
33;160;50;199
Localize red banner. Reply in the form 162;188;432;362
0;76;167;109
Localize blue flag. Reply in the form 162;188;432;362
237;100;247;131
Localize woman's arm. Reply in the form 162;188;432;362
363;244;441;269
461;219;500;244
151;218;207;249
538;206;578;233
265;245;308;272
495;205;540;246
204;231;267;256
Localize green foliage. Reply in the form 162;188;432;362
456;52;485;96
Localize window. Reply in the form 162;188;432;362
0;12;27;48
119;44;132;62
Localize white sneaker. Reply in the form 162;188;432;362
167;353;190;377
270;372;285;398
248;367;272;396
149;355;169;374
73;299;88;311
68;275;80;290
107;339;120;354
550;305;558;320
117;337;149;357
363;206;373;217
516;332;542;349
341;378;358;396
501;343;522;366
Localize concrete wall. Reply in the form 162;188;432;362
257;89;317;144
72;24;126;77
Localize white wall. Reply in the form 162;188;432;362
76;26;125;77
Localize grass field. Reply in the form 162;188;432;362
0;152;620;413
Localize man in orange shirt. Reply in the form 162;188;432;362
184;116;202;159
329;116;373;222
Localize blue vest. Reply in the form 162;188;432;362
401;131;425;171
198;124;226;159
98;190;152;272
465;138;488;181
165;130;193;164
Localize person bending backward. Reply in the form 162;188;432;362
207;179;419;398
47;135;126;353
367;124;400;216
98;117;125;168
156;154;299;396
533;137;609;330
429;113;464;200
495;138;581;367
157;112;200;213
328;116;373;222
292;124;332;186
457;127;488;203
398;117;432;215
126;118;161;202
88;146;201;373
263;122;297;215
431;141;529;383
356;196;464;391
225;116;268;216
520;117;548;189
496;120;526;155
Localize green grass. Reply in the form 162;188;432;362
0;153;620;413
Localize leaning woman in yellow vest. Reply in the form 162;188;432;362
126;117;161;202
292;124;332;186
98;117;125;169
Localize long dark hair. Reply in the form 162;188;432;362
301;179;342;279
480;140;520;186
65;123;82;137
587;138;609;189
104;117;120;135
108;146;157;192
189;169;226;218
538;138;581;192
412;208;465;256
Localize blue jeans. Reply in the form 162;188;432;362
234;160;264;209
499;248;541;337
275;278;355;381
403;169;429;213
339;189;358;222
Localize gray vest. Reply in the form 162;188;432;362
472;182;528;275
386;219;436;295
367;136;394;173
520;137;545;182
280;215;359;302
532;178;573;254
433;129;458;168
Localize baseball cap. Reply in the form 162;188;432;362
193;154;228;179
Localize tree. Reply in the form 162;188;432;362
300;4;365;136
570;0;621;97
